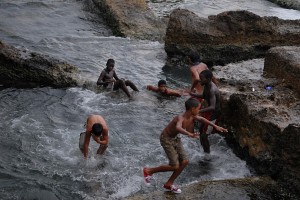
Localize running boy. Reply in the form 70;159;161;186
142;98;227;193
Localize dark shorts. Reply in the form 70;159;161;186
160;133;188;166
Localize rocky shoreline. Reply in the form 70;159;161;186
1;0;299;199
267;0;300;10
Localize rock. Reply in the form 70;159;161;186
164;9;300;66
264;46;300;96
218;71;300;195
125;176;298;200
0;40;79;88
266;0;300;10
91;0;167;41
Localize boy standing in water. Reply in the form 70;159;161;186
79;115;109;159
189;51;218;94
97;59;139;98
143;98;227;193
190;70;222;153
147;80;182;97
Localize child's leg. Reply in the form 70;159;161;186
164;159;188;187
125;80;139;91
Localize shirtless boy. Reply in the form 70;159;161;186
97;59;139;98
190;70;222;153
143;98;227;193
189;52;217;94
79;115;109;159
147;80;181;97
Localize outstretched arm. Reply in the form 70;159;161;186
166;89;181;97
146;85;158;92
196;116;228;133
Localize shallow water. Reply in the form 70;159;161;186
0;0;299;199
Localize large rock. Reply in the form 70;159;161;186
91;0;167;41
214;57;300;194
126;176;298;200
267;0;300;10
0;40;79;88
264;46;300;96
165;9;300;66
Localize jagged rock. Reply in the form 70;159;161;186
164;9;300;66
264;46;300;96
91;0;167;41
125;176;298;200
267;0;300;10
0;40;79;88
215;59;300;195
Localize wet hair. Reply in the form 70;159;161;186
200;69;213;79
189;51;201;63
92;123;103;136
106;59;115;66
158;79;167;86
185;98;200;111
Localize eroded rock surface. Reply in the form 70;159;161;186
165;9;300;66
213;51;300;195
125;176;297;200
0;40;79;88
91;0;167;41
267;0;300;10
264;46;300;96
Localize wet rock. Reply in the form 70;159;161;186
126;176;298;200
266;0;300;10
264;46;300;96
164;9;300;66
0;40;79;88
215;59;300;195
91;0;167;41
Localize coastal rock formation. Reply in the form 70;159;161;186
215;48;300;194
165;9;300;66
267;0;300;10
126;176;297;200
91;0;167;41
264;46;300;96
0;40;79;88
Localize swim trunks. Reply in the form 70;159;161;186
79;132;86;150
160;133;188;166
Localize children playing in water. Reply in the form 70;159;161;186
97;59;139;98
79;115;109;159
147;79;182;97
142;98;228;193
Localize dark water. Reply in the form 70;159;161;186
0;0;299;199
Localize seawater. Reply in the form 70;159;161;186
0;0;299;199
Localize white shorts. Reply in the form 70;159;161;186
79;132;86;150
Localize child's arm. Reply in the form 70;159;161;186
196;116;228;133
146;85;158;92
166;89;181;97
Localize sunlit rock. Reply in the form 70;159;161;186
165;9;300;66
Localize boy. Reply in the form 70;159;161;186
97;59;139;98
142;98;227;193
146;80;181;97
79;115;109;159
190;70;221;153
